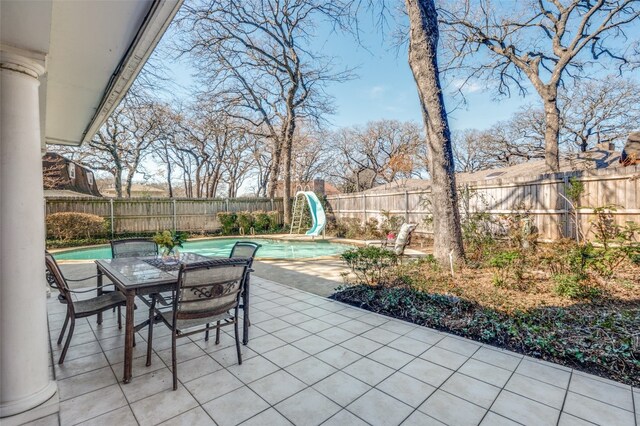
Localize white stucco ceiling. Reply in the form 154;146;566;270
1;0;183;148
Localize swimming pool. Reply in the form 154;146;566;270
53;238;353;261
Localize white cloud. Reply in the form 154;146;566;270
450;78;483;94
367;85;386;98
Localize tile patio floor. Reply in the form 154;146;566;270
38;276;638;426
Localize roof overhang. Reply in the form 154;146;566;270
1;0;183;148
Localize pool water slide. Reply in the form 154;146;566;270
290;191;326;237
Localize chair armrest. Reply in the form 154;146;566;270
67;287;110;294
66;274;109;282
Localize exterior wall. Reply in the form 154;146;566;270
326;166;640;242
42;153;101;196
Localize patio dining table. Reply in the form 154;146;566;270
95;253;251;384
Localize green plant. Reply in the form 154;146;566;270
236;211;254;234
46;212;108;241
590;205;621;250
252;211;271;232
488;250;526;288
379;210;404;235
341;246;398;286
565;177;585;205
152;230;187;252
217;212;238;235
267;211;280;230
363;217;382;239
336;218;364;239
499;204;538;250
553;273;600;299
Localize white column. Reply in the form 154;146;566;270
0;49;58;420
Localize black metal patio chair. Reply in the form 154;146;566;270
45;252;126;364
224;241;261;343
111;238;159;259
145;258;252;390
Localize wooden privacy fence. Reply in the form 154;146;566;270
45;197;285;236
325;166;640;241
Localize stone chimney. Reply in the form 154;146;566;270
313;178;325;195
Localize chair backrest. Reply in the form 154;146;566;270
229;241;261;264
394;223;416;255
111;238;158;259
174;258;251;322
45;252;73;306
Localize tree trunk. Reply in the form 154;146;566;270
114;168;123;198
405;0;464;264
543;93;561;172
267;138;283;198
282;119;296;225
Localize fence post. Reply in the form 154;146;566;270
362;194;367;221
109;198;114;238
172;199;177;231
562;174;569;239
404;190;409;222
270;198;274;212
225;198;230;212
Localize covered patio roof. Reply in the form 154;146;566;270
0;1;183;423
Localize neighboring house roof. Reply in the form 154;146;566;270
44;190;98;198
42;152;102;197
101;184;167;198
363;145;622;194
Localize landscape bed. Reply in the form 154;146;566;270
334;239;640;387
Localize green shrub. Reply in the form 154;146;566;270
236;211;254;234
341;246;398;286
253;211;271;232
217;212;237;235
46;212;107;241
379;210;404;235
488;250;526;288
363;217;382;239
267;211;281;230
553;273;600;299
336;218;363;239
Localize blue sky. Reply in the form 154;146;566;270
161;16;532;133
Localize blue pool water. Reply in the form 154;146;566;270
53;238;352;261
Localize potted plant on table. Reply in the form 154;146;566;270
153;230;187;262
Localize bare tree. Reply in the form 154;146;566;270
560;77;640;152
291;125;334;185
440;0;640;171
452;129;487;173
405;0;464;264
330;119;425;191
55;95;161;198
176;0;352;223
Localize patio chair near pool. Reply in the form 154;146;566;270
145;258;252;390
45;252;126;364
111;238;159;258
367;222;417;256
222;241;262;341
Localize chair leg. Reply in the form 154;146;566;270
57;313;70;345
171;331;178;390
117;306;122;329
234;315;242;365
146;296;156;367
58;317;75;364
215;321;221;344
205;324;209;342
